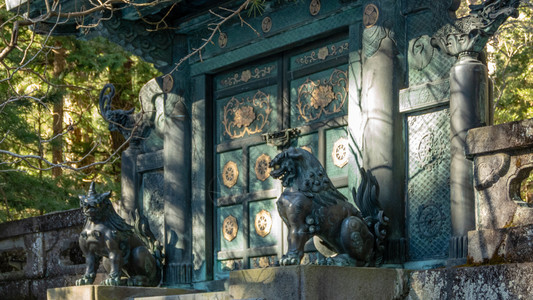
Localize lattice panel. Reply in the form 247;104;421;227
406;109;451;260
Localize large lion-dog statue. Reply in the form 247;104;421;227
76;182;163;286
270;147;389;266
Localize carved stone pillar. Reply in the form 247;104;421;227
360;2;404;262
163;35;193;286
448;53;489;260
431;0;519;263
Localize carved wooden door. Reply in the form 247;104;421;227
213;34;350;278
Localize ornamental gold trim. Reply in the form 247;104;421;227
255;210;272;237
255;154;272;181
332;137;349;168
301;146;313;154
222;215;238;242
222;90;272;139
296;69;347;123
222;161;239;188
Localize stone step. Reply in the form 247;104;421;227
134;291;229;300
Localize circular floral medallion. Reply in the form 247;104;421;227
222;161;239;188
255;154;272;181
417;204;443;238
262;16;272;33
363;4;379;28
255;210;272;237
309;0;321;16
332;137;349;168
222;215;238;242
218;32;228;48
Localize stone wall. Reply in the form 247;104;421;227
0;209;103;300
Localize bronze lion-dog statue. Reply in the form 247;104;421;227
76;182;163;286
270;147;388;266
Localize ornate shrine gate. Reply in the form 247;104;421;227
213;35;351;277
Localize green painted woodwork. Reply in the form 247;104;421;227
248;144;279;193
289;66;349;128
248;199;281;249
216;86;279;144
290;39;349;71
218;205;244;252
214;61;278;91
325;126;349;178
217;149;245;198
290;133;319;155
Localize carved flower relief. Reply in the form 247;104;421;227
310;85;335;110
317;47;329;60
222;161;239;188
241;70;252;83
234;106;256;128
254;210;272;237
332;138;349;168
222;215;238;242
255;154;272;181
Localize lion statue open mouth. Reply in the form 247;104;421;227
270;147;388;266
76;182;163;286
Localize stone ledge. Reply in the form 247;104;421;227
468;224;533;264
228;265;410;300
409;263;533;299
466;118;533;156
47;285;193;300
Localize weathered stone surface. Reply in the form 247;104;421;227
409;263;533;299
229;266;410;300
468;224;533;264
466;118;533;156
465;118;533;230
135;291;230;300
47;286;193;300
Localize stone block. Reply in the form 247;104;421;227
468;224;533;264
134;291;230;300
47;285;193;300
465;118;533;230
228;265;410;300
409;263;533;299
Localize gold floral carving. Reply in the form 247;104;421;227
309;0;320;16
332;137;349;168
255;210;272;237
363;4;379;28
296;69;348;123
222;91;272;139
255;154;272;181
294;42;348;65
222;161;239;188
222;215;238;242
220;66;275;87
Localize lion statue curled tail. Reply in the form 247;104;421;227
269;147;389;266
76;182;163;286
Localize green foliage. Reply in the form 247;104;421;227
488;2;533;124
0;11;161;222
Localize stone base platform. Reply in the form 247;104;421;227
228;265;410;300
47;285;194;300
468;224;533;264
409;262;533;299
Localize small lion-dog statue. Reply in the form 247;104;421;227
76;182;163;286
270;147;389;266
